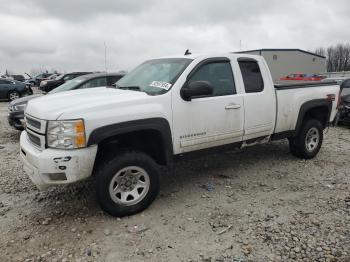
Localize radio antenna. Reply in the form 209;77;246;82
104;41;107;72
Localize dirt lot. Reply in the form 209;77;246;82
0;100;349;262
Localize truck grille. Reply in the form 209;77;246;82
25;114;46;134
27;131;41;148
26;115;41;130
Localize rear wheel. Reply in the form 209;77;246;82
289;119;323;159
8;91;20;101
96;151;160;217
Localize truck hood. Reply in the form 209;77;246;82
10;94;43;106
26;87;148;120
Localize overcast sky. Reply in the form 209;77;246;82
0;0;349;75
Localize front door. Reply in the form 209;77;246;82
172;58;244;154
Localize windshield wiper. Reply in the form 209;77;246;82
111;84;149;94
116;85;141;91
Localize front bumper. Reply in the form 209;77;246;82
20;131;98;190
8;111;25;130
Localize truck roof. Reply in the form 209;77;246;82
159;53;261;60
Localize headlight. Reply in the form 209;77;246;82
14;104;26;111
47;119;86;149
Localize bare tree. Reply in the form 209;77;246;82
316;43;350;72
314;47;326;57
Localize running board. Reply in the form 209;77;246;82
241;135;270;148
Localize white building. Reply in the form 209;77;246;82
236;49;326;82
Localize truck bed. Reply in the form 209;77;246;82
274;81;339;133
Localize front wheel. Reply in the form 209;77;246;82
8;90;20;101
289;119;323;159
96;151;160;217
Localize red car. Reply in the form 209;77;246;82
280;73;326;81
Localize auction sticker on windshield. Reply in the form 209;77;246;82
149;81;172;90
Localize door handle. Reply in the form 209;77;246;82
225;104;241;110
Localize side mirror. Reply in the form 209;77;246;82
181;81;213;101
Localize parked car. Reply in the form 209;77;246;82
39;72;93;92
10;75;26;82
0;78;32;101
25;73;53;87
334;79;350;124
20;53;339;217
47;73;61;80
8;72;125;130
280;73;326;81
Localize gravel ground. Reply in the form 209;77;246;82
0;99;349;262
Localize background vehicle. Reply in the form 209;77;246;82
280;73;326;81
0;78;31;101
334;79;350;124
39;72;92;92
8;72;125;130
25;73;53;87
9;75;26;82
49;73;61;79
20;53;339;217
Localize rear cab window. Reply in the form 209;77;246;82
238;59;264;93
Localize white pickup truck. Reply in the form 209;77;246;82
20;53;339;217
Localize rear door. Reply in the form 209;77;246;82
237;58;276;140
172;57;244;153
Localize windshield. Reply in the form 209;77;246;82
116;58;192;95
49;77;86;94
55;74;65;80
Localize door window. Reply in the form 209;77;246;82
188;62;236;97
63;75;75;81
80;77;107;89
238;61;264;93
108;75;123;86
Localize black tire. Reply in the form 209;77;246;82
289;119;323;159
8;90;20;101
27;87;33;95
96;150;160;217
333;111;341;126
